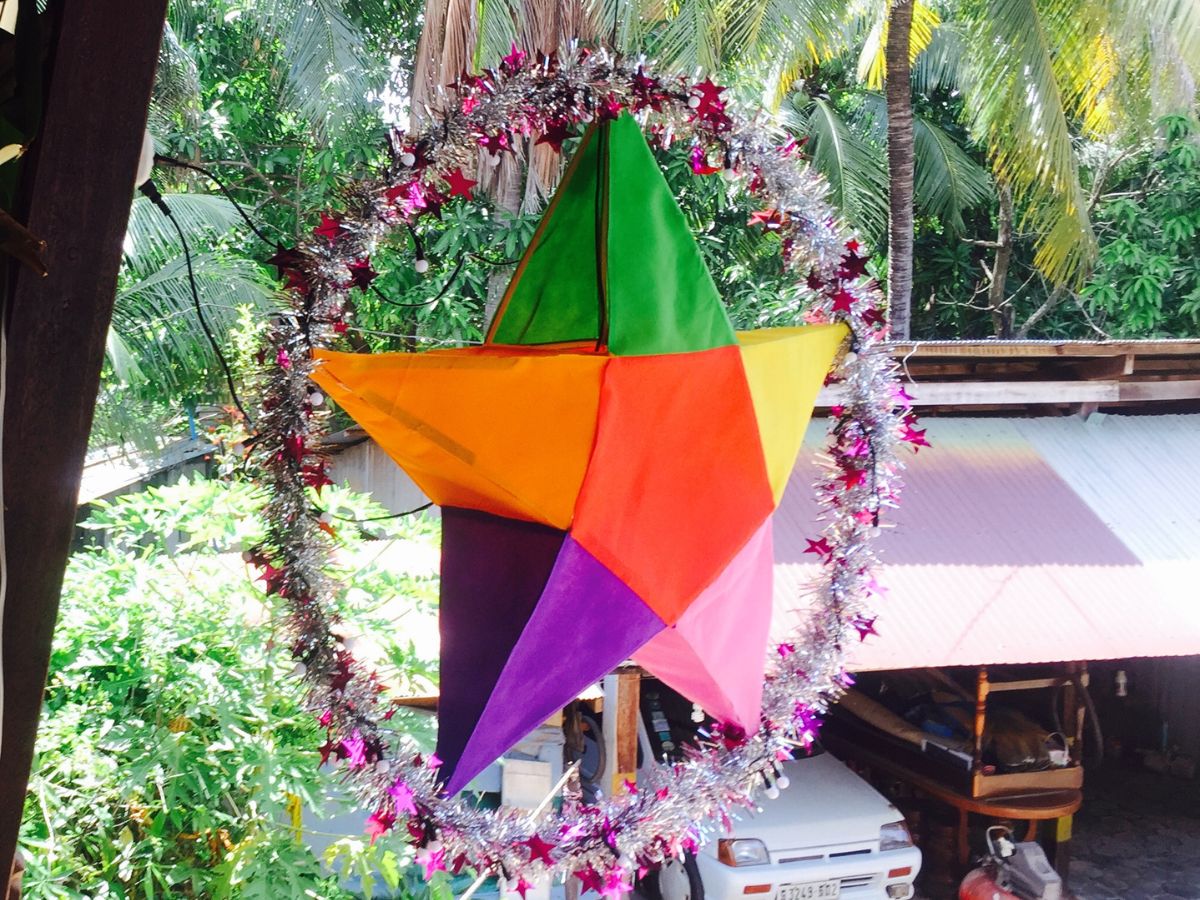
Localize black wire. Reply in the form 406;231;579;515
321;501;434;522
150;184;254;424
154;154;286;251
369;256;467;309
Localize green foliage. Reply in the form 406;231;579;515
20;476;440;898
1081;116;1200;335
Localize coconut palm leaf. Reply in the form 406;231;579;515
124;194;245;275
963;0;1095;285
910;15;966;95
912;114;992;233
856;0;940;90
112;253;274;399
784;95;888;239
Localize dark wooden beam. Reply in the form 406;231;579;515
0;0;166;877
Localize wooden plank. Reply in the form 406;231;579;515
0;0;167;877
819;378;1200;407
1118;380;1200;402
887;340;1200;358
1072;354;1134;380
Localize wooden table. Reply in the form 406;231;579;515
825;735;1082;869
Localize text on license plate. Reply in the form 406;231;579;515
774;881;840;900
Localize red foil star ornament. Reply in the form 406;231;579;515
831;288;856;314
501;42;527;73
523;834;556;864
347;257;378;293
689;144;721;175
536;120;573;152
444;167;478;199
804;538;833;561
365;810;395;843
313;213;345;241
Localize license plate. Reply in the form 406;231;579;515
774;881;840;900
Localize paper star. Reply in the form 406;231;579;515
501;42;527;72
692;77;725;110
690;144;721;175
901;425;930;450
444;167;478;199
415;845;447;880
851;614;879;641
266;246;305;278
317;737;338;767
479;131;511;156
748;208;784;230
838;467;867;490
599;868;634;900
512;878;533;900
523;834;556;864
310;114;848;795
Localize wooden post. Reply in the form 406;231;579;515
0;0;167;878
973;667;989;774
602;669;640;795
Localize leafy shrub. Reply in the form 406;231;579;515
19;476;441;898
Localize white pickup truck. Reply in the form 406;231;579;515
632;681;922;900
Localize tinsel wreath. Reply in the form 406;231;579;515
246;46;927;893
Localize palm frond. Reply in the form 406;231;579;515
149;22;201;136
247;0;384;140
112;253;275;399
124;195;246;278
716;0;851;71
1120;0;1200;76
856;0;940;90
964;0;1095;285
912;114;992;233
911;16;966;95
784;95;888;240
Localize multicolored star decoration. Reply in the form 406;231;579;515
310;114;847;795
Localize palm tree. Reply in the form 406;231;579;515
884;0;915;338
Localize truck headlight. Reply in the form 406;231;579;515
717;838;770;866
879;820;914;852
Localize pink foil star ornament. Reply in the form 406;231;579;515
388;778;418;816
415;844;448;880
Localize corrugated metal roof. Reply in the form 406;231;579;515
771;414;1200;670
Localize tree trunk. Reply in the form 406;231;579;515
988;182;1015;338
884;0;915;340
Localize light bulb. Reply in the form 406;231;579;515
688;95;701;109
777;774;790;790
414;258;430;274
308;391;325;407
400;151;416;167
135;130;155;186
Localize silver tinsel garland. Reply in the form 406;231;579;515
248;47;922;892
